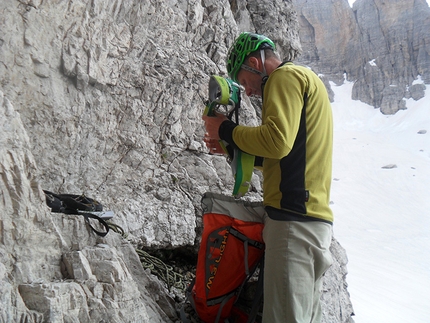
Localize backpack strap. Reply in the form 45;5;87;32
246;257;264;323
229;227;264;276
181;278;198;323
179;305;191;323
229;227;265;323
206;287;242;323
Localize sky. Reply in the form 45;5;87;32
330;78;430;323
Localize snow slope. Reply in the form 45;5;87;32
330;79;430;323
349;0;430;7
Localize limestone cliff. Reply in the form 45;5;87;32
294;0;430;114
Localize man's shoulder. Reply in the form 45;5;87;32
274;62;314;75
270;63;315;85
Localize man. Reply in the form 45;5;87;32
203;32;334;323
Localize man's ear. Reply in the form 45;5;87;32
248;56;260;69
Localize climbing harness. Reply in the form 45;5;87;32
43;190;110;237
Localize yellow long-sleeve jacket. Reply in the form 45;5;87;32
220;62;334;223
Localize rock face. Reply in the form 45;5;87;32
0;0;303;251
1;90;353;323
0;91;176;323
294;0;430;114
9;0;430;321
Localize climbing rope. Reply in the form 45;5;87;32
107;220;187;292
107;221;127;238
136;249;187;291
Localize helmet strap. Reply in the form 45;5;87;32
260;49;267;76
240;64;264;77
260;49;269;87
240;49;269;83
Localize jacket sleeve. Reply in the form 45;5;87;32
219;120;264;168
230;68;306;159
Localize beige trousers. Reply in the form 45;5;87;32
262;217;333;323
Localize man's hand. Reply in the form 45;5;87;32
202;113;228;155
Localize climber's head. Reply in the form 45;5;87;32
226;32;277;96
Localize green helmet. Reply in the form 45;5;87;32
226;32;276;82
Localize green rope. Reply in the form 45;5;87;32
136;249;187;291
107;220;187;292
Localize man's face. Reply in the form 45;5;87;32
237;56;263;97
237;69;262;97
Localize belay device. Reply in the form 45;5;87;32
204;75;255;198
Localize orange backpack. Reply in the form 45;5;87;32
183;193;265;323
